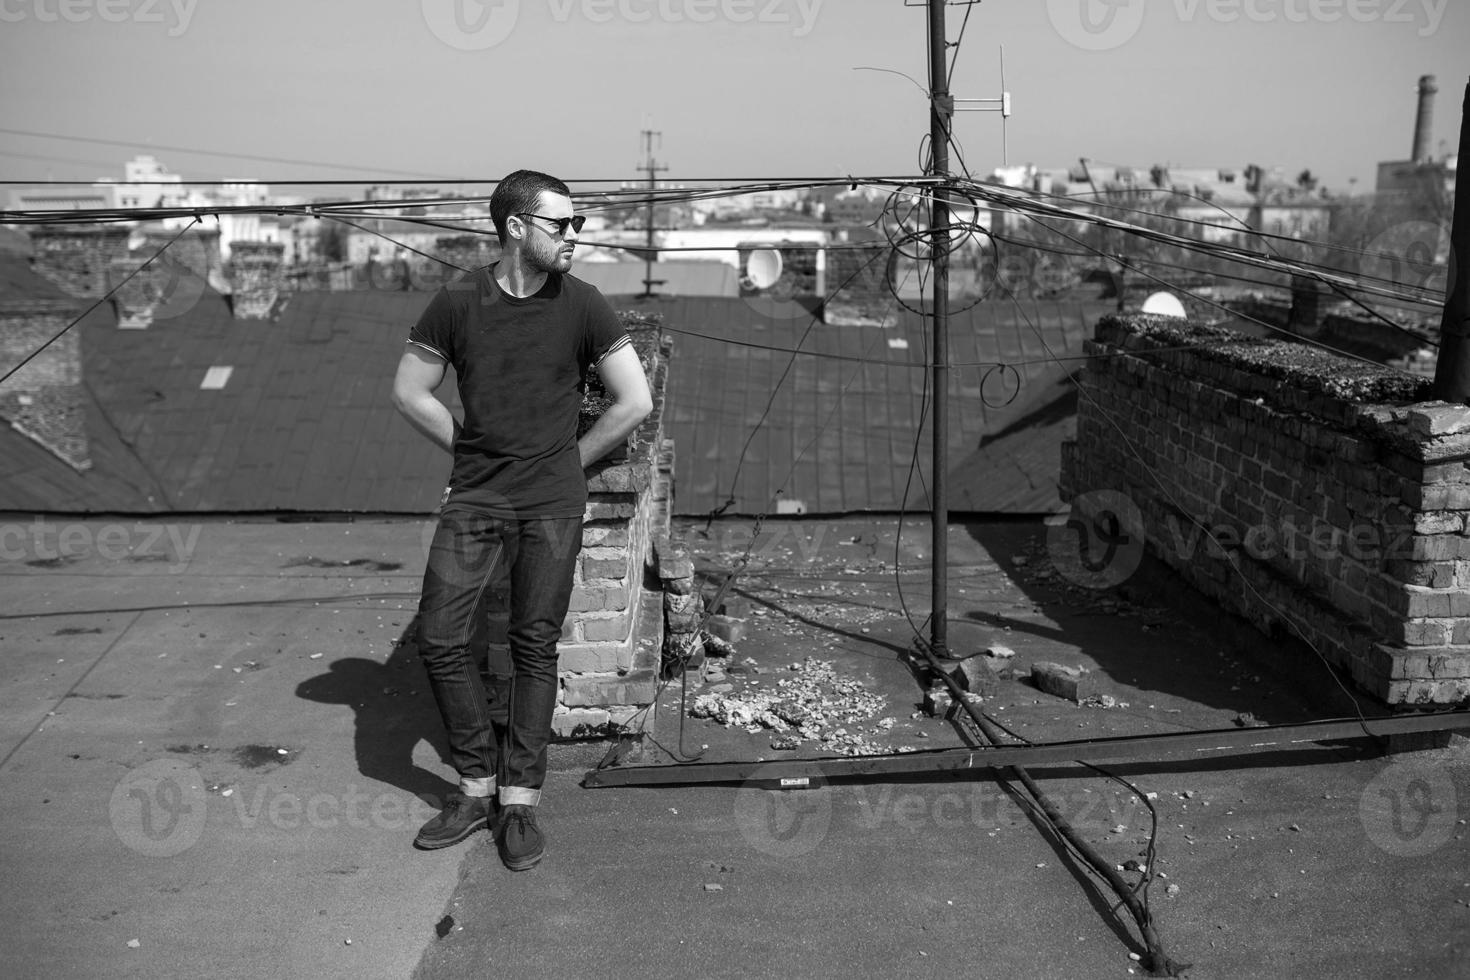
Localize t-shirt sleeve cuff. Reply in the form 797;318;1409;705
593;333;631;367
407;339;448;360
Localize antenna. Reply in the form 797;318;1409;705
952;44;1012;166
638;128;668;299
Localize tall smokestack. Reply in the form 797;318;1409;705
1413;74;1438;163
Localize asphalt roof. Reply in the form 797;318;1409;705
647;295;1115;516
0;275;455;513
0;267;1112;515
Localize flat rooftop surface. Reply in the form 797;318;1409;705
1;515;1466;979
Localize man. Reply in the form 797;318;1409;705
392;169;652;870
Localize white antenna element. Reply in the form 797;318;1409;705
1141;291;1188;318
744;249;784;290
952;45;1011;166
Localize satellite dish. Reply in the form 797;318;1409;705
745;249;783;290
1141;291;1188;318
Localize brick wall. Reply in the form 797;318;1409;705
0;301;90;469
230;241;287;320
1061;314;1470;706
29;228;133;299
435;235;500;275
136;226;223;284
823;241;897;327
551;318;672;735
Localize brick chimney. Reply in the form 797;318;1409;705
1413;75;1438;163
107;257;176;330
435;234;498;274
0;299;90;470
822;240;898;327
28;227;133;299
138;225;224;288
229;240;287;320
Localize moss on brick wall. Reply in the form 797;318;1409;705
1063;314;1470;707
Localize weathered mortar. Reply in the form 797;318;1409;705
551;313;672;735
0;300;90;470
1060;314;1469;706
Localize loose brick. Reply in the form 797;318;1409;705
953;655;1001;698
1031;661;1090;702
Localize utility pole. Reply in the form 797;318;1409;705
1079;157;1126;311
1432;77;1470;403
638;129;668;299
927;0;952;660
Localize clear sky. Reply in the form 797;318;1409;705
0;0;1464;196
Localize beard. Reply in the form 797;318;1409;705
525;233;573;274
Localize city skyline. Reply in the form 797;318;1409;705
0;1;1463;198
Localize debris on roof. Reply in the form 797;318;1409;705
689;655;901;756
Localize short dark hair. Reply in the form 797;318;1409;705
490;170;572;243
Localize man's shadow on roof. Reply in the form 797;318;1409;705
294;613;458;803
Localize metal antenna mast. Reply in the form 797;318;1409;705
926;0;953;660
638;129;668;299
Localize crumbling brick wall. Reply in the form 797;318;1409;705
823;241;896;327
551;315;672;735
1061;314;1469;706
0;301;90;469
29;228;132;300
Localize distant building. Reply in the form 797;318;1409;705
1373;73;1457;223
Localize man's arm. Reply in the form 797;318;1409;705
579;343;653;468
392;346;458;454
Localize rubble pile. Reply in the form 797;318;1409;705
689;656;899;756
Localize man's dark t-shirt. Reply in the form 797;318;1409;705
408;265;630;519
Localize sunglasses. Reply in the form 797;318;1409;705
517;212;586;236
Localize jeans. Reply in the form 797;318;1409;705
417;507;582;807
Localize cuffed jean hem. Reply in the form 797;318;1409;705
499;786;541;807
460;776;496;798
